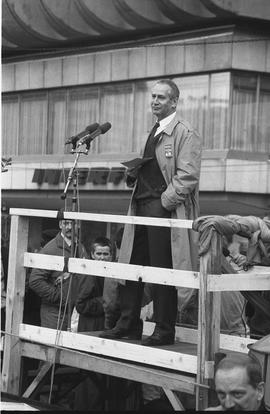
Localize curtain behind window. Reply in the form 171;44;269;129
133;80;155;153
67;88;99;153
175;75;208;148
99;84;133;154
258;76;270;153
19;93;48;155
209;73;230;149
48;91;67;154
2;96;19;156
231;74;257;151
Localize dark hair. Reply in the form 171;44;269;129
215;354;262;389
90;236;113;254
155;79;180;100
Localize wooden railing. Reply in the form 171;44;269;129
2;208;268;410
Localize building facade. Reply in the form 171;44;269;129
2;0;270;251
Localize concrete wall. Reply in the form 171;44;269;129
3;32;270;93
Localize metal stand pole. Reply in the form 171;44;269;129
60;146;88;331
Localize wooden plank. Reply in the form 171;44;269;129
196;232;221;410
2;216;29;394
220;335;256;353
21;342;196;394
69;258;200;289
19;324;212;378
22;362;52;398
24;253;65;271
208;273;270;292
144;322;256;353
163;389;185;411
9;208;194;229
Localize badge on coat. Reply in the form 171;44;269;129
164;143;173;158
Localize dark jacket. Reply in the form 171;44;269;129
29;232;86;330
76;273;104;332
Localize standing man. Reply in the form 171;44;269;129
29;213;86;330
101;79;201;346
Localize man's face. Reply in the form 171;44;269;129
59;220;73;240
215;366;264;411
151;83;177;121
91;245;112;262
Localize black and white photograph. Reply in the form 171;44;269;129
1;0;270;411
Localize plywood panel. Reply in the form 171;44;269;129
29;60;44;89
2;64;15;91
165;44;185;75
112;50;129;81
15;62;29;90
146;45;166;77
128;48;147;78
94;52;111;82
62;56;78;86
78;54;95;84
44;59;62;88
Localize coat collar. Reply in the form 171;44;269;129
55;232;71;252
162;116;180;136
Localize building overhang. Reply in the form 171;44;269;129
3;0;270;60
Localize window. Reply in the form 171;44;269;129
258;76;270;152
99;84;133;154
209;73;230;149
2;96;19;157
2;72;270;156
175;75;208;147
18;93;48;155
231;74;257;151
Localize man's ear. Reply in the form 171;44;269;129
171;97;178;109
257;381;264;402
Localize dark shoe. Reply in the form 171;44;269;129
99;327;142;340
141;332;174;347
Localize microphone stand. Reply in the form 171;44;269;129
61;144;89;331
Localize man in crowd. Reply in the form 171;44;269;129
76;236;113;332
100;78;202;346
206;354;265;411
73;236;113;411
29;213;86;330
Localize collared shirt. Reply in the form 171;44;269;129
61;232;71;247
155;112;176;136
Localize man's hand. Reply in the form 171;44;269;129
54;272;70;286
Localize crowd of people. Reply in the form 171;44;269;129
1;79;269;410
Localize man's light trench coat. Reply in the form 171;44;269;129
103;116;202;324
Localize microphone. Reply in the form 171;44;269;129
65;123;99;145
77;122;112;147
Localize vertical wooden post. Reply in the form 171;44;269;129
196;231;221;410
2;215;29;395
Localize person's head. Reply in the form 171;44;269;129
59;219;73;240
90;237;113;262
151;79;179;121
214;354;264;411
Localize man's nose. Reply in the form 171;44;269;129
224;395;235;409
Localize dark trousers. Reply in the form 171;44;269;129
116;199;177;337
